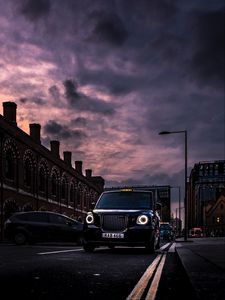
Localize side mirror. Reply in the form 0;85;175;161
90;202;95;210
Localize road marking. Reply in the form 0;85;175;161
160;242;170;251
145;254;166;300
168;243;176;252
37;248;83;255
126;254;162;300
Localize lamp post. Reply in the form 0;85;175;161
159;130;188;241
171;186;181;235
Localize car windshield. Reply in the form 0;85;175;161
95;191;153;210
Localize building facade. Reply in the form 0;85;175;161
188;160;225;235
0;101;104;239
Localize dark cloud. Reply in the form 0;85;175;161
48;85;61;102
63;80;80;102
120;0;178;25
90;11;128;46
70;117;87;127
44;120;87;140
189;9;225;87
19;97;46;105
19;0;51;21
63;79;116;115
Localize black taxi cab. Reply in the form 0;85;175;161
82;189;161;252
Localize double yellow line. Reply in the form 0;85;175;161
126;253;167;300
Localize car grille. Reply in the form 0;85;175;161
101;214;127;232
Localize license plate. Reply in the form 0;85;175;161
102;233;124;239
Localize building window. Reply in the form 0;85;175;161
24;159;32;187
70;185;74;203
5;150;15;180
83;189;87;208
77;188;81;205
61;179;66;199
51;173;57;196
216;216;220;223
39;167;46;192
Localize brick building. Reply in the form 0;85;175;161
0;101;104;239
188;160;225;235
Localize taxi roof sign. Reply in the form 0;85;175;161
121;188;133;192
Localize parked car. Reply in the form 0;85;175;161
160;222;174;241
4;211;83;245
83;189;161;252
189;227;203;238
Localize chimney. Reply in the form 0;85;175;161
63;151;72;166
29;123;41;144
85;169;92;178
50;140;60;158
3;101;17;125
75;161;83;174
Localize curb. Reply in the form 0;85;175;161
175;244;225;300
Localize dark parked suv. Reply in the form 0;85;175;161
83;189;160;252
4;211;83;245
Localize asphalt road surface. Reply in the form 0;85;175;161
0;242;193;300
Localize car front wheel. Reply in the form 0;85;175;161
14;232;27;245
83;243;95;253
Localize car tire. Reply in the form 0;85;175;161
14;232;27;245
155;236;160;250
83;243;95;253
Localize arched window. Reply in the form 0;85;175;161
83;187;88;208
39;166;46;192
77;185;81;206
52;173;57;196
61;179;66;199
70;184;74;204
5;150;15;180
24;159;32;187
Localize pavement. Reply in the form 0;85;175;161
175;237;225;300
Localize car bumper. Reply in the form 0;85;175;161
83;225;155;247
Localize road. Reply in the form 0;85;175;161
0;243;162;299
0;241;194;300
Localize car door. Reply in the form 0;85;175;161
48;213;79;242
26;212;50;242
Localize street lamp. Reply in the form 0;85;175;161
159;130;188;241
171;186;181;234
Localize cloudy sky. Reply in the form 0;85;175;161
0;0;224;211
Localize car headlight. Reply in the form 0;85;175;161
86;213;94;224
137;215;149;225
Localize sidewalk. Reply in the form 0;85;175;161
175;237;225;300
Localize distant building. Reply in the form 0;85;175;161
0;101;104;239
205;194;225;236
188;160;225;235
